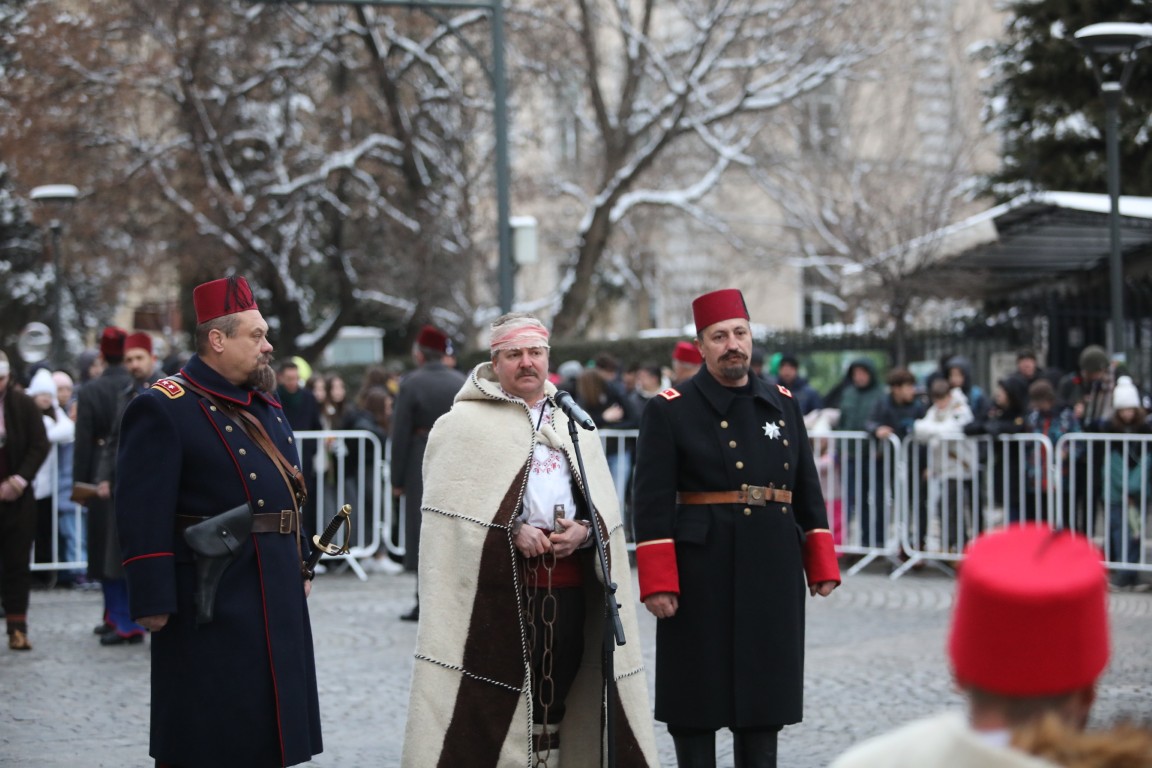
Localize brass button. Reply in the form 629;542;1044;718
741;483;749;491
743;508;752;516
225;425;233;432
210;406;217;412
720;420;729;428
249;472;257;480
288;436;294;443
779;420;785;426
294;465;300;471
735;461;744;469
729;440;737;448
239;448;247;456
781;484;788;490
257;499;265;507
782;439;789;447
781;506;789;514
784;462;790;470
277;417;283;423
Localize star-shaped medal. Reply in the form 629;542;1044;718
763;421;781;439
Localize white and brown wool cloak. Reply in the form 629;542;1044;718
401;362;659;767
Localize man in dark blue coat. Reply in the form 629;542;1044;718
633;289;840;768
116;276;322;768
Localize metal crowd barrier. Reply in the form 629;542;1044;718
1056;433;1152;578
30;429;395;583
29;426;1152;586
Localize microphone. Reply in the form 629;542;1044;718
553;390;596;431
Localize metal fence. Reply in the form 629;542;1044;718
29;427;1152;585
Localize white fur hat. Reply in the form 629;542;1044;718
1113;376;1141;410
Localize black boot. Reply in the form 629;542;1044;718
733;728;779;768
671;730;716;768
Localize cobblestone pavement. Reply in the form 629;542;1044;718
3;562;1151;767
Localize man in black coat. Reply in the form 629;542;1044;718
0;351;50;650
389;324;466;620
116;276;322;767
633;289;840;768
73;327;132;635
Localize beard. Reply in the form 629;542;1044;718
247;361;276;392
717;352;750;383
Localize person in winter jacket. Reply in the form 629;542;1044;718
964;376;1029;526
913;379;976;552
1097;377;1150;590
27;368;75;581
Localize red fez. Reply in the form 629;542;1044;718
949;524;1109;697
193;276;259;325
99;327;127;359
672;341;703;366
691;289;749;335
125;332;153;355
416;324;449;354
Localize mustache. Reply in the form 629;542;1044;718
516;370;539;378
721;351;747;362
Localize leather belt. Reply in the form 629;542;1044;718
676;486;792;506
176;510;297;535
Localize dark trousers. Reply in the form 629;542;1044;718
526;585;585;725
1;495;38;628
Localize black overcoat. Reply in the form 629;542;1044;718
389;360;465;570
74;364;131;577
633;367;830;729
116;355;322;768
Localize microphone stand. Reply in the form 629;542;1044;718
565;415;625;768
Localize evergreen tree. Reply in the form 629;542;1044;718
986;1;1152;198
0;164;50;358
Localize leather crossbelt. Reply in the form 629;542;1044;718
177;511;297;535
676;486;793;506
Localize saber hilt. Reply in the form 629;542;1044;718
303;504;352;579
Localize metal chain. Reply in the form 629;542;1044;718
523;550;558;767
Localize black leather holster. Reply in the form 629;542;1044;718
181;503;253;625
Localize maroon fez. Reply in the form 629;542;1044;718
692;289;749;335
416;324;449;354
99;327;128;359
125;332;153;355
672;340;703;365
193;276;259;325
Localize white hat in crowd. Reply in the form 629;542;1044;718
26;368;56;398
1113;376;1141;410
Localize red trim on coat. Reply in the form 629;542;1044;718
122;552;173;566
253;537;288;766
802;530;841;586
635;539;679;600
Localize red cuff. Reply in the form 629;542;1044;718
803;530;841;586
635;539;679;600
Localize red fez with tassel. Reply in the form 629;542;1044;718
193;276;259;325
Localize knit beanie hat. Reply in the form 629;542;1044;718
27;368;56;397
1079;345;1109;375
1113;376;1141;410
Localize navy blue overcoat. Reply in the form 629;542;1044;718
116;354;322;767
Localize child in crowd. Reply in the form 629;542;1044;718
1099;376;1150;590
1023;379;1080;524
913;379;975;552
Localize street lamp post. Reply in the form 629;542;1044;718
1074;22;1152;364
29;184;79;369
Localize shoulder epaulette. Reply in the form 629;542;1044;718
658;388;682;401
152;379;185;399
778;384;793;398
